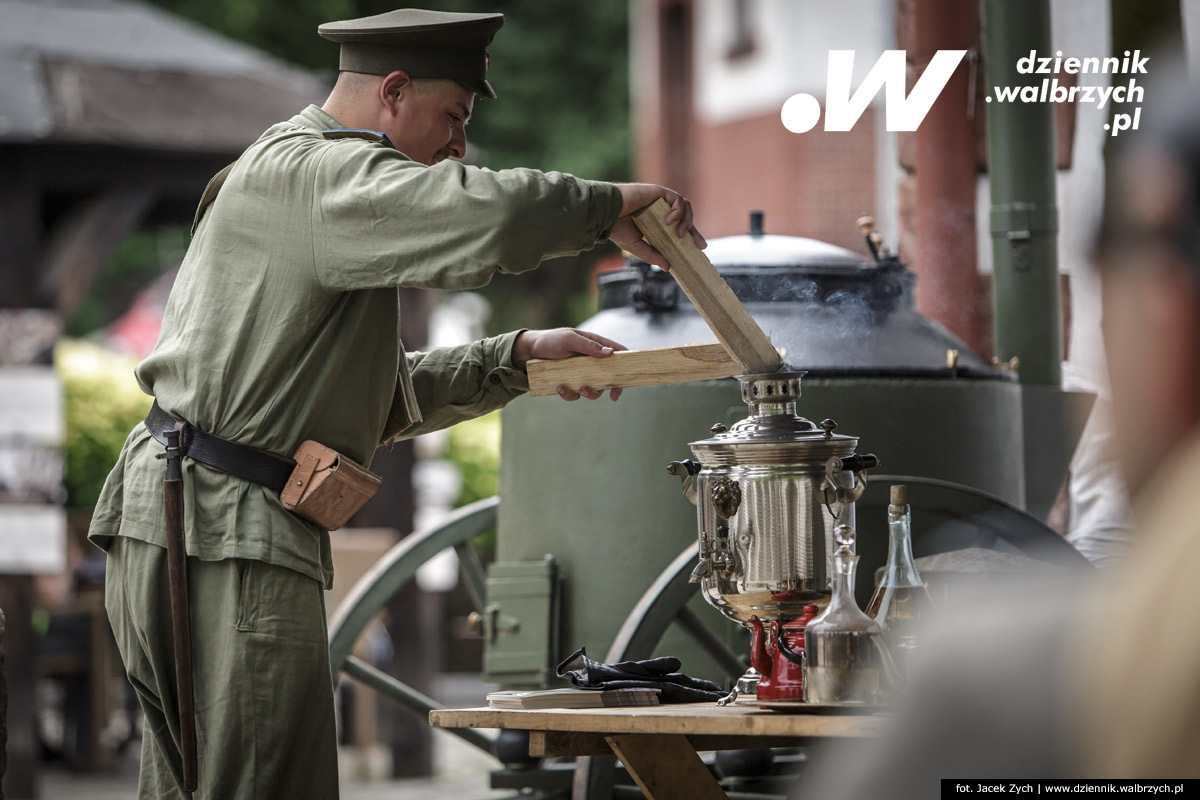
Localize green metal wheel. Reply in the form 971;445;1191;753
605;542;745;671
326;496;500;756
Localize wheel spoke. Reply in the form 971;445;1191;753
604;543;698;663
674;605;747;679
454;540;488;613
328;497;498;676
343;656;496;756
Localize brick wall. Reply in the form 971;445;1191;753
640;107;881;253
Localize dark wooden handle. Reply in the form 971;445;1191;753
164;477;198;792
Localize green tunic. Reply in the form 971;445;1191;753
88;105;622;589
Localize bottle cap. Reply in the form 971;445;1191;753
890;484;907;506
834;523;855;552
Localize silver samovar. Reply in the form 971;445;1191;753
668;371;877;703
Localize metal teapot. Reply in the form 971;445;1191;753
747;605;820;703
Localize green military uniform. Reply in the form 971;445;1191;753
89;103;620;588
92;83;621;800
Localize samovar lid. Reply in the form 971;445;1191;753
688;372;857;464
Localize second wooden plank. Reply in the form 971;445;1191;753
632;198;782;375
526;342;738;397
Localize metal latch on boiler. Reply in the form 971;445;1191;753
467;604;521;645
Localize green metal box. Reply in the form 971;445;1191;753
481;558;561;688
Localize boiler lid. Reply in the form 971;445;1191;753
702;233;865;269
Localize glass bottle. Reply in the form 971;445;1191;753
865;484;936;686
803;524;891;704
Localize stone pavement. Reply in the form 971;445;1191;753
41;729;508;800
38;674;509;800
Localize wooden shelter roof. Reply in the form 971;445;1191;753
0;0;331;312
0;0;329;151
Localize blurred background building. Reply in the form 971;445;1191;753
635;0;895;251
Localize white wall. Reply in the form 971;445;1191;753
1055;0;1112;382
693;0;894;124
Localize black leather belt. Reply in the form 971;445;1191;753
144;402;294;493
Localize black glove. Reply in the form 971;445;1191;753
556;647;725;704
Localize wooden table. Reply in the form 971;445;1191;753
429;702;887;800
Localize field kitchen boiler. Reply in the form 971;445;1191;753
487;213;1032;688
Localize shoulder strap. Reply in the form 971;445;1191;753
190;160;239;235
321;128;397;149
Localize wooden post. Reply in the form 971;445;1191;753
345;287;434;779
631;199;781;374
0;576;37;798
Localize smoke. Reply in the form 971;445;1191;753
825;289;877;339
767;280;879;372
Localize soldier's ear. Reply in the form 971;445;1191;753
380;70;413;110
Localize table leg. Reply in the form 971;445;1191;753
604;733;727;800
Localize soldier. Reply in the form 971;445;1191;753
89;9;704;799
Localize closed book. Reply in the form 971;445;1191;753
487;687;661;710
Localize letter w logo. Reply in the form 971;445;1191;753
782;50;967;133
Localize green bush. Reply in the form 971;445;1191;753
445;410;501;508
55;340;152;507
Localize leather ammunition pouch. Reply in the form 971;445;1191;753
145;402;381;531
281;440;381;531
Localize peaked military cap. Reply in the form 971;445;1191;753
319;9;503;99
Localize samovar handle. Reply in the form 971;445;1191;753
820;453;879;520
666;459;701;505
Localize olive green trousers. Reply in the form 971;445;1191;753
104;536;339;799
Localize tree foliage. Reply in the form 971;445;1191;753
446;410;501;507
148;0;631;181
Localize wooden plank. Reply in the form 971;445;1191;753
529;729;812;757
429;703;889;739
526;342;738;397
606;734;727;800
632;198;782;374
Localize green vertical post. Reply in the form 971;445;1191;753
984;0;1062;387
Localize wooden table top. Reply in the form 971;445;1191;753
429;701;889;740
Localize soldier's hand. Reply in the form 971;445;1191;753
611;183;706;270
513;328;628;402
